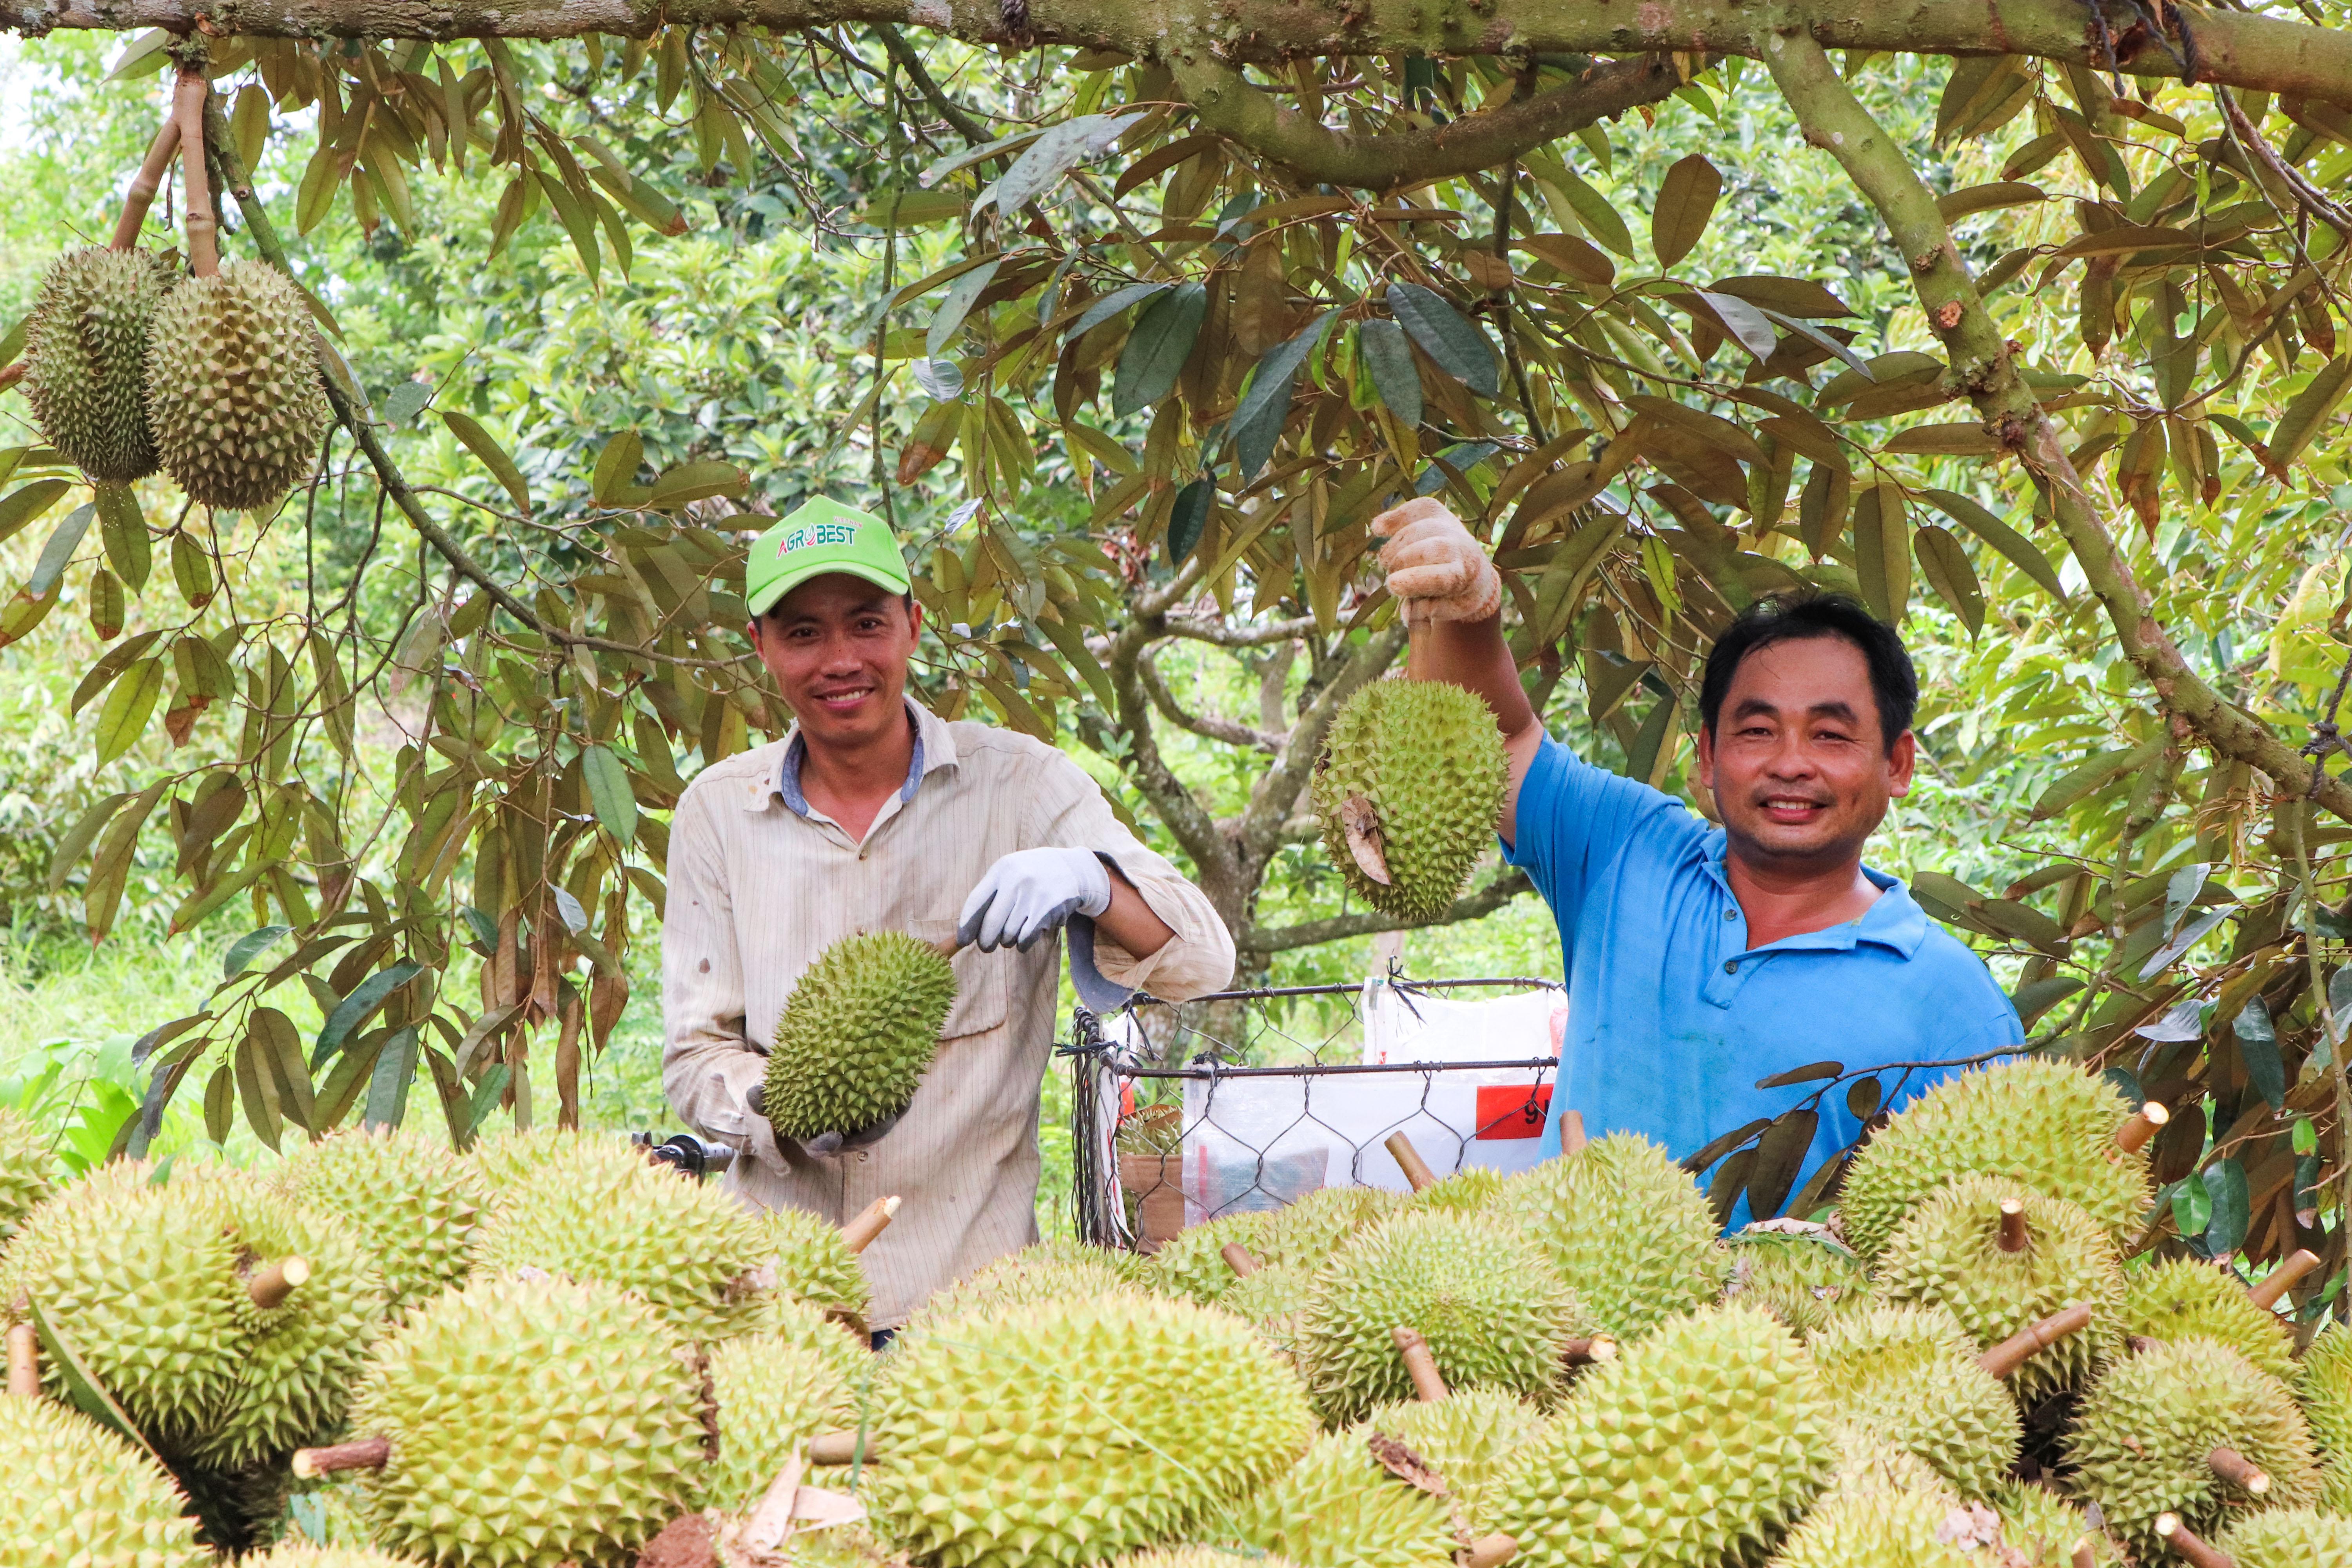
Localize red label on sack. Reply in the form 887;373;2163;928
1474;1083;1552;1140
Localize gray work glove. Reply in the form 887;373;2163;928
746;1082;901;1155
956;846;1113;953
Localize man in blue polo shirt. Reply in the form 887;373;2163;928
1374;497;2021;1221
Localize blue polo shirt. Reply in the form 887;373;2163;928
1506;736;2022;1223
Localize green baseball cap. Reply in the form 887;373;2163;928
744;498;913;617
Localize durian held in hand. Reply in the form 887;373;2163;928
1313;678;1509;922
24;68;328;512
755;929;959;1145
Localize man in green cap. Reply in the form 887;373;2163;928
662;498;1235;1338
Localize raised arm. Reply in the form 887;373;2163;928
1375;499;1545;844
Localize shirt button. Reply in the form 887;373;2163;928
1722;909;1736;921
1724;959;1739;974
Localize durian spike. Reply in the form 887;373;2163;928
2247;1247;2320;1310
2115;1101;2169;1154
110;115;181;250
1557;1109;1586;1156
1385;1131;1440;1193
2205;1444;2270;1494
247;1255;310;1308
1391;1325;1449;1402
1462;1534;1519;1568
1977;1301;2094;1379
840;1194;901;1255
2153;1512;2234;1568
1561;1334;1618;1368
4;1322;35;1396
1220;1242;1261;1278
806;1429;871;1465
291;1435;391;1479
172;69;218;277
1997;1197;2029;1252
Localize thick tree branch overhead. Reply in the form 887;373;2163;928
11;0;2351;109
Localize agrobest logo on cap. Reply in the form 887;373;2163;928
745;497;911;616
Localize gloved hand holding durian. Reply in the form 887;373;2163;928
1370;496;1502;626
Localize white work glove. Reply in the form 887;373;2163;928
1372;497;1502;627
957;846;1114;953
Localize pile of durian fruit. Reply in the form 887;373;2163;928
7;1057;2352;1568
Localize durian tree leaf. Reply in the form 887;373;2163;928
1548;163;1634;256
314;960;427;1068
1065;281;1171;340
363;1025;420;1128
1918;488;2067;601
94;657;164;764
2270;354;2352;467
1851;484;1910;622
442;410;533;516
103;27;171;79
2201;1156;2249;1254
1743;1108;1819;1220
977;111;1139;215
2010;975;2084;1027
647;461;747;509
1913;522;1985;634
2030;738;2157;820
169;532;212;612
2234;998;2286;1112
1358;318;1424;428
94;483;150;592
27;503;92;599
1844;1076;1882;1118
222;923;294;978
1755;1060;1844;1089
592;429;646;506
2137;906;2231;980
1387;282;1500;398
1652;154;1724;267
25;1298;163;1464
465;1062;514;1138
1706;1146;1757;1227
1167;477;1215;567
0;479;70;548
251;1005;318;1133
0;323;22;373
1679;1115;1772;1173
295;141;345;236
1755;306;1877;380
236;1022;285;1151
927;257;1004;358
47;790;132;893
1113;281;1208;417
1231;312;1330;480
1786;1145;1853;1219
582;744;640;843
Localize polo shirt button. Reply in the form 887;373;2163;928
1722;909;1736;920
1724;959;1739;974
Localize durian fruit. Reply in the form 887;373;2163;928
1407;1166;1506;1215
1359;1389;1546;1531
238;1548;431;1568
0;1164;247;1447
463;1124;571;1196
1988;1483;2114;1568
1312;679;1508;920
1295;1210;1587;1422
0;1392;208;1568
761;931;957;1140
145;259;330;511
2121;1255;2296;1382
1486;1305;1836;1568
865;1293;1314;1568
477;1129;779;1344
1258;1185;1405;1269
1806;1303;2019;1499
1494;1135;1726;1340
2215;1506;2352;1568
170;1455;295;1555
762;1202;875;1323
1147;1210;1273;1304
1719;1228;1869;1337
1227;1427;1461;1568
343;1274;710;1568
705;1315;862;1512
277;1125;485;1316
2065;1334;2322;1555
1764;1477;1978;1568
1112;1553;1300;1568
901;1244;1141;1337
0;1103;54;1242
1872;1176;2124;1406
1223;1262;1315;1361
2299;1322;2352;1511
1835;1058;2149;1260
23;245;171;481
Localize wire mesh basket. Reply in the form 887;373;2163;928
1062;972;1565;1251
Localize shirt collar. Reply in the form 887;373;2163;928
770;696;956;817
1698;829;1932;959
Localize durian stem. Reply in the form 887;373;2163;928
1462;1534;1519;1568
806;1430;868;1465
2249;1247;2321;1310
1220;1242;1261;1278
1384;1131;1439;1194
2205;1445;2271;1494
1997;1198;2029;1253
173;69;217;277
247;1255;310;1308
1558;1110;1587;1157
840;1194;901;1255
2071;1539;2096;1568
4;1323;36;1396
291;1436;390;1479
111;114;181;251
1561;1334;1617;1368
1392;1325;1449;1401
1977;1302;2094;1379
2154;1512;2235;1568
2116;1102;2170;1155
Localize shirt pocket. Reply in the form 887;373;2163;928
904;918;1010;1044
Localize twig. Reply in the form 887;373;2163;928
113;116;180;251
175;70;217;277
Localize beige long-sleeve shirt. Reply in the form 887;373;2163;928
661;697;1236;1328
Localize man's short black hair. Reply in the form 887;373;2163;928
1697;591;1917;753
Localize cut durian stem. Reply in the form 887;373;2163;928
2071;1540;2097;1568
1385;1132;1440;1194
2206;1445;2271;1495
246;1255;309;1308
1561;1334;1617;1369
1221;1242;1261;1278
840;1195;901;1255
111;116;182;251
806;1429;870;1465
1462;1532;1519;1568
2116;1102;2170;1155
290;1435;390;1479
1390;1325;1449;1402
2154;1511;2235;1568
1998;1198;2029;1253
2248;1247;2320;1310
1978;1301;2094;1379
4;1322;34;1396
172;69;218;278
1558;1109;1586;1156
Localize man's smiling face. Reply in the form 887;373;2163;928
1695;634;1915;873
748;572;922;750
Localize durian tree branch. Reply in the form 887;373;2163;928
1240;867;1532;954
1107;603;1249;900
13;0;2352;113
1159;614;1320;648
1138;648;1283;754
1756;20;2352;828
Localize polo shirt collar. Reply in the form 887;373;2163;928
1699;829;1932;960
770;696;957;817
